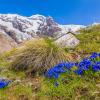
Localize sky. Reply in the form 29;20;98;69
0;0;100;25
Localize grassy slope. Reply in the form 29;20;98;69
1;56;100;100
75;25;100;55
0;25;100;99
40;74;100;100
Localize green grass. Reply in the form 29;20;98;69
74;25;100;56
0;84;33;100
0;49;26;80
0;52;33;100
39;72;100;100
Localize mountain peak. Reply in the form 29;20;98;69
0;14;85;53
29;14;46;19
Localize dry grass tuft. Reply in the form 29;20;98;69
11;38;72;75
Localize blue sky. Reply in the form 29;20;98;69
0;0;100;25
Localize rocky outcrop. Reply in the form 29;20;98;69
0;33;17;53
54;33;79;48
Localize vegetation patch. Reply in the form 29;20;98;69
11;38;73;75
39;52;100;99
75;25;100;55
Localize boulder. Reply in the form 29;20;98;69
54;33;79;48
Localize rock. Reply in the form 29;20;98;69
13;79;22;85
0;77;7;80
54;33;79;48
96;84;100;88
0;33;17;53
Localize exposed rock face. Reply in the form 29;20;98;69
0;33;17;53
37;16;62;37
55;33;79;48
0;14;85;53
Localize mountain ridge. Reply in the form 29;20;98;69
0;14;86;53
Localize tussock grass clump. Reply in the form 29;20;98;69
11;38;72;75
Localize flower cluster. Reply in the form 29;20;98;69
45;52;100;78
0;78;11;88
45;62;74;78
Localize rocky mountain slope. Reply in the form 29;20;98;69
0;33;17;53
0;14;85;53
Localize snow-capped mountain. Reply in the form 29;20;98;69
0;14;85;42
0;14;85;52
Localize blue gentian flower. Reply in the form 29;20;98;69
45;52;100;79
98;53;100;57
54;82;59;87
53;72;59;79
64;62;74;69
92;62;100;71
89;52;98;59
0;79;11;88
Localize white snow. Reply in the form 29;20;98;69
59;24;85;34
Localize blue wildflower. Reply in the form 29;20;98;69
74;68;83;75
89;52;98;59
53;72;59;79
45;52;100;79
45;68;54;78
53;66;66;73
98;53;100;57
0;79;11;88
57;63;65;68
76;58;91;71
64;62;74;69
54;82;59;87
92;62;100;71
75;62;79;66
